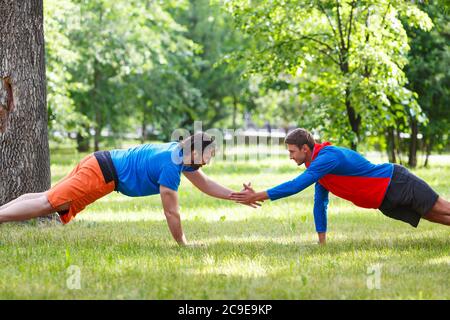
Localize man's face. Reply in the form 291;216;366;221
287;144;308;166
185;147;215;169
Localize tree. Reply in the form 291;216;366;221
404;2;450;167
62;0;199;150
180;0;252;130
0;0;53;210
224;0;432;150
44;0;90;144
0;0;51;205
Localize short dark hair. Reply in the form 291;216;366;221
180;132;216;155
285;128;315;150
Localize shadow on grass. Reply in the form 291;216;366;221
2;218;448;258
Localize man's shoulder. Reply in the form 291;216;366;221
136;142;180;160
316;145;343;158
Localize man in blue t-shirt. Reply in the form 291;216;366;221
0;132;259;246
231;128;450;244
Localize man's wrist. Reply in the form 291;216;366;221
255;191;268;202
177;234;188;246
318;232;326;244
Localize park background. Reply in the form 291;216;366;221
0;0;449;299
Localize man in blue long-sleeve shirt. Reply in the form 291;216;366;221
231;128;450;244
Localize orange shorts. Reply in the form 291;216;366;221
47;154;115;224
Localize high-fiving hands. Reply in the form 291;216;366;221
231;182;266;208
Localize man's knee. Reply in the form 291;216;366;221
423;210;438;221
37;195;55;214
431;197;450;214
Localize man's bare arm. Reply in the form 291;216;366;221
183;170;233;200
230;188;269;204
160;185;187;246
184;170;262;207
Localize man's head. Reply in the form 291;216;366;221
180;132;216;169
284;128;315;166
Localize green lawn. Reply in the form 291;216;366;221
0;146;449;299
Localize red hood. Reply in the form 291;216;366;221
306;141;332;167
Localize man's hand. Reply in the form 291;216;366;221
235;182;262;208
318;232;326;245
176;234;188;246
240;182;254;192
231;183;269;207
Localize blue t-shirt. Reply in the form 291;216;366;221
109;142;197;197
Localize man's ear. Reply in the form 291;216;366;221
302;144;308;153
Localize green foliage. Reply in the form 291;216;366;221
174;0;254;131
43;0;447;155
404;2;450;155
224;0;433;148
44;0;91;140
66;0;198;146
44;0;256;145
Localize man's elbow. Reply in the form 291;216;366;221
164;210;180;219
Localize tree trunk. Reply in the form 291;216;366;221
232;95;238;130
93;59;102;152
396;129;403;165
141;112;147;144
345;92;361;151
341;58;360;151
386;127;397;163
408;118;418;168
94;112;101;151
76;131;90;152
423;136;432;168
0;0;51;205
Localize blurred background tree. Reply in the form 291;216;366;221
42;0;449;163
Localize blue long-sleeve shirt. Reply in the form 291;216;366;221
266;142;393;233
314;183;329;233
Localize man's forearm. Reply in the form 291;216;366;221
201;179;234;200
164;211;187;245
253;191;270;202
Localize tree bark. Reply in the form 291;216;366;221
0;0;51;205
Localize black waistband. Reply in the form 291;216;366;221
94;151;119;191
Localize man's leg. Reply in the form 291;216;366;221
0;193;68;223
0;192;46;211
423;197;450;226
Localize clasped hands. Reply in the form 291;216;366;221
230;182;264;208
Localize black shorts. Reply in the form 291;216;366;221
379;164;439;227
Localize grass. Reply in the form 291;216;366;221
0;145;449;299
